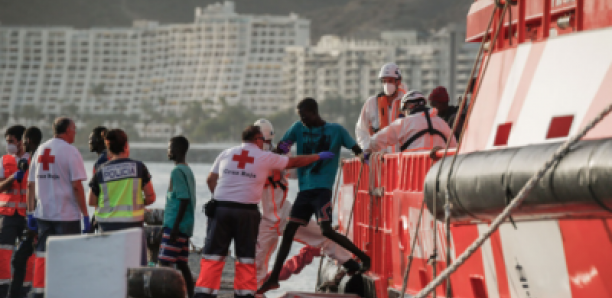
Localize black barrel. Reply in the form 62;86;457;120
424;138;612;221
128;267;186;298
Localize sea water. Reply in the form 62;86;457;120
84;161;326;298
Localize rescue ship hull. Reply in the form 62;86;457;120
331;1;612;297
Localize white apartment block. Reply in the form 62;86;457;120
284;25;478;106
0;1;309;116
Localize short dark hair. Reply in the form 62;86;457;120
5;125;26;141
104;129;128;155
170;135;189;156
297;97;318;114
242;125;262;142
24;127;43;145
53;117;72;135
92;126;108;139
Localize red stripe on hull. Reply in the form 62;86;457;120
580;63;612;140
490;230;511;298
505;42;547;123
462;48;517;153
558;219;612;297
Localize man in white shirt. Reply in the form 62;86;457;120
194;125;334;298
26;117;89;298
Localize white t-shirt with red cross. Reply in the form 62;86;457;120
211;143;289;204
27;138;88;221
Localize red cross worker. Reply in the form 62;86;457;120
26;118;89;298
194;125;333;298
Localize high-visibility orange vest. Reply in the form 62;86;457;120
375;84;407;135
0;155;28;216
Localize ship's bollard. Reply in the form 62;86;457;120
128;267;186;298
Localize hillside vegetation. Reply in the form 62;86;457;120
0;0;472;40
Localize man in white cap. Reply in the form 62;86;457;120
367;91;456;152
253;119;358;287
355;63;407;153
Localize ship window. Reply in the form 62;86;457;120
546;115;574;139
493;122;513;146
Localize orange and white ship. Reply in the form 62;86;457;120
328;1;612;297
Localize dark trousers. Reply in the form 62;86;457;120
32;219;80;298
98;221;147;266
0;213;26;297
8;234;34;298
194;204;261;298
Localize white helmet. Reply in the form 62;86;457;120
254;119;274;141
401;90;426;109
378;63;402;79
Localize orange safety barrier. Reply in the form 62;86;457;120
339;151;458;298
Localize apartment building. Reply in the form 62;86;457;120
0;1;309;116
284;25;478;105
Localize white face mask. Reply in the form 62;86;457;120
383;83;396;96
6;143;18;155
263;142;272;151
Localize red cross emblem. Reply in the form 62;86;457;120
232;150;254;169
38;148;55;171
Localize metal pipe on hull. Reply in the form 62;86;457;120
425;138;612;222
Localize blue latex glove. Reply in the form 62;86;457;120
27;213;38;231
318;152;335;160
82;215;91;234
278;141;293;154
363;152;371;165
13;170;25;182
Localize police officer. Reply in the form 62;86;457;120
88;129;156;265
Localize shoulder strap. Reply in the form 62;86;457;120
400;111;448;152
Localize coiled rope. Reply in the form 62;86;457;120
413;101;612;298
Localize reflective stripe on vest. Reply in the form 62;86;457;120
0;189;27;195
0;201;27;208
95;177;144;222
0;155;28;216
